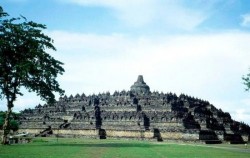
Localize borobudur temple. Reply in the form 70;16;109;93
19;75;250;143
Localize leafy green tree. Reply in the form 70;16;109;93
243;69;250;91
0;111;19;131
0;7;64;144
0;117;4;129
0;111;5;118
9;120;18;131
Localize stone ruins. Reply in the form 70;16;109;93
19;75;250;143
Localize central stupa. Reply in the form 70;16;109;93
130;75;150;93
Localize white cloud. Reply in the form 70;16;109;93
241;13;250;27
48;30;250;93
235;109;250;123
57;0;157;27
57;0;211;30
49;30;250;82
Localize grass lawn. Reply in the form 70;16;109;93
0;137;249;158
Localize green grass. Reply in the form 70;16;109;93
0;137;249;158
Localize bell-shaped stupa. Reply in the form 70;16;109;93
130;75;150;93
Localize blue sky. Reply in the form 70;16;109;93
1;0;250;124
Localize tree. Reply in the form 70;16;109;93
0;7;64;144
0;111;19;131
243;69;250;91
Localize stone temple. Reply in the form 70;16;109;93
19;76;250;143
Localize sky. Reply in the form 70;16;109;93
1;0;250;124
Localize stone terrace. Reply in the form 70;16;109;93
19;76;250;143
